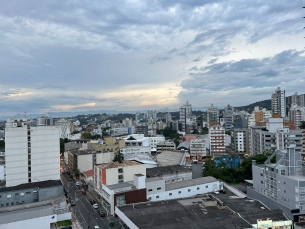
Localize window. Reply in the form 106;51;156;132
178;191;181;194
169;193;172;196
11;202;14;206
197;187;200;190
157;187;161;190
7;195;11;199
20;193;24;197
156;196;159;199
118;175;123;180
284;182;286;184
0;204;3;207
206;186;208;188
261;181;263;184
26;191;31;195
284;190;286;193
6;203;9;206
16;202;19;205
281;170;286;175
148;197;151;200
188;189;191;192
118;168;123;173
148;189;152;192
15;193;19;196
260;173;263;176
33;191;38;195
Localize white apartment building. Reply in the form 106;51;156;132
271;87;286;118
5;118;60;187
190;138;206;157
289;104;305;129
209;125;225;155
149;136;165;149
56;119;71;139
111;127;129;136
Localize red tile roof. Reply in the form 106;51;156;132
84;169;94;177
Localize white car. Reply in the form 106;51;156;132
75;182;79;186
213;190;219;195
93;203;99;209
94;226;100;229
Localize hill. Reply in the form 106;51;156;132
235;99;271;112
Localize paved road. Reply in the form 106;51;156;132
61;173;109;229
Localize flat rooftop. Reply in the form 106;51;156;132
165;176;217;191
156;151;186;167
117;197;250;229
106;182;135;192
146;165;191;178
0;204;54;225
0;180;62;192
96;160;142;170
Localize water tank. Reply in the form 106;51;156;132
37;117;46;126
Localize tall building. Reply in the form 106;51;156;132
135;124;148;137
224;105;234;132
5;117;60;187
179;101;192;132
231;129;250;155
247;106;272;127
207;104;219;128
248;144;305;220
209;125;225;155
271;87;286;118
289;104;305;129
56;119;71;139
165;113;172;123
36;114;53;126
287;92;305;109
190;138;206;158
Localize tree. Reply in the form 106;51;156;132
0;140;4;151
113;152;124;163
301;121;305;129
200;127;209;135
102;132;109;137
92;134;102;139
60;138;70;152
225;130;231;135
81;132;92;139
75;169;80;178
192;129;199;134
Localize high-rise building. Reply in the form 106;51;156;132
179;101;192;132
56;118;71;139
209;125;225;155
231;129;250;155
289;104;305;129
207;104;219;128
165;113;172;123
5;117;60;187
287;92;305;110
224;105;234;132
271;87;286;118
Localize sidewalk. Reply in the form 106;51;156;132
73;220;83;229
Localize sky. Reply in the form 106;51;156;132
0;0;304;116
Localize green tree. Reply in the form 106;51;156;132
301;121;305;129
102;132;109;137
225;130;231;135
113;152;124;163
200;127;209;135
75;169;80;178
81;132;92;139
192;129;199;134
60;138;70;152
92;134;102;139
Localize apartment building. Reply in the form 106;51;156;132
209;125;225;155
247;106;272;127
179;101;192;132
207;104;219;128
156;140;176;154
289;104;305;129
110;127;129;136
232;128;250;155
5;118;60;187
93;137;125;155
190;138;206;158
287;92;305;109
248;144;305;220
271;87;286;118
56;119;71;139
135;124;148;137
224;105;234;132
149;136;165;149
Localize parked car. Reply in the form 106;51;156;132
70;200;75;206
67;171;70;175
70;175;73;178
98;210;105;217
93;203;99;209
213;190;219;195
63;226;72;229
75;182;79;186
220;189;226;194
82;190;86;195
109;221;114;228
94;226;100;229
90;199;96;205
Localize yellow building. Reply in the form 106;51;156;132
94;137;125;155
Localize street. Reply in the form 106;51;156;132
61;173;110;229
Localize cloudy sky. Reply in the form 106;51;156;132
0;0;304;116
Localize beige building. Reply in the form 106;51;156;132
156;140;176;154
209;125;225;155
93;137;125;155
190;138;206;158
94;161;146;193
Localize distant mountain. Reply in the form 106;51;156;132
235;99;271;112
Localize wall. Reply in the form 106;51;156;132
0;213;57;229
57;212;71;221
147;180;220;201
96;152;114;164
0;187;39;207
77;154;93;173
146;179;165;195
115;206;139;229
123;164;146;183
39;185;64;201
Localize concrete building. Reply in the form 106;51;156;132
93;137;125;155
287;92;305;109
110;127;129;136
209;125;225;155
156;150;187;166
124;134;150;147
190;137;206;158
5;117;60;187
120;146;151;155
67;149;114;172
56;119;71;139
123;152;158;168
183;134;199;142
0;180;63;207
165;112;172;123
36;114;53;126
146;165;192;184
146;176;222;202
83;169;94;183
232;128;250;155
207;104;219;128
271;87;286;118
94;161;146;191
224;104;234;132
179;101;192;132
149;136;165;149
64;139;93;151
135;124;148;137
289;104;305;129
156;140;176;154
248;144;305;220
248;106;272;127
177;141;190;151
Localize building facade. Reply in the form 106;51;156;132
207;104;219;128
190;138;206;158
5;118;60;187
271;87;286;118
156;141;176;154
179;101;192;132
224;105;234;132
209;125;225;155
232;129;250;155
289;104;305;129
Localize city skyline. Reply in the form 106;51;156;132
0;0;304;116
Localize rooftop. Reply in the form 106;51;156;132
96;160;142;170
116;197;250;229
0;204;54;225
177;141;190;149
156;151;186;166
124;152;157;164
146;165;191;178
84;169;94;177
106;181;135;191
165;176;217;191
0;180;62;192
